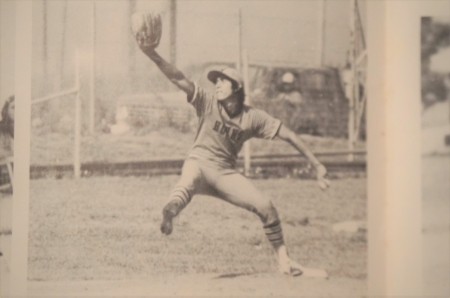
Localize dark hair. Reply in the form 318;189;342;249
230;80;240;90
1;95;14;137
234;88;246;104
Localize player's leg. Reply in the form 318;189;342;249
210;171;327;278
208;172;294;274
160;159;203;235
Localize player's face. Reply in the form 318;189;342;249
215;77;234;100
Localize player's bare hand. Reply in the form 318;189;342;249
315;164;330;190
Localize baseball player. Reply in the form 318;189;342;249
277;72;304;105
132;13;330;277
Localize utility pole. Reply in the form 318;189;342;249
59;0;68;89
43;0;48;85
170;0;177;65
317;0;326;66
237;9;251;177
347;0;356;161
89;1;96;134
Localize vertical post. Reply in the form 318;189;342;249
348;95;355;160
74;50;81;179
128;0;137;75
353;2;360;141
237;8;251;176
347;0;356;161
317;0;326;66
384;2;423;295
237;8;243;70
43;0;48;85
11;1;32;296
354;0;367;142
89;1;96;134
58;0;68;90
242;49;251;176
170;0;177;65
1;3;15;295
367;1;386;294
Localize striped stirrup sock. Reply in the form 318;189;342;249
264;220;285;249
168;186;192;213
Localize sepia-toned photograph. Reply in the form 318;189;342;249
421;16;450;297
1;0;369;296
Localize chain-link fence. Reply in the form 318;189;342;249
30;0;365;168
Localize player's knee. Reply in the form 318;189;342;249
256;200;279;226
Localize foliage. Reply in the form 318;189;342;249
421;18;450;105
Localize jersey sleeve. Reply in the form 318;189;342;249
252;109;282;140
187;82;214;117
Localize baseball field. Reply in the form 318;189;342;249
0;129;370;296
24;174;367;296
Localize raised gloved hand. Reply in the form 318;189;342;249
131;12;162;52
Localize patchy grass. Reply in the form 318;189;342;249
28;176;366;281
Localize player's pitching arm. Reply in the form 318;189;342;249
276;125;331;190
132;12;194;97
136;45;195;98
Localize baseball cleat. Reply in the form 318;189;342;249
279;260;328;278
292;261;329;279
278;257;296;276
160;205;177;235
279;266;303;277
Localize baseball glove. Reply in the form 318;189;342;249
131;12;162;50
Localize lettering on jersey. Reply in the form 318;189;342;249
213;120;244;142
213;121;221;132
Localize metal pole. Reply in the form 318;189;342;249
43;0;48;83
317;0;326;66
237;8;251;176
347;0;356;161
89;1;96;134
353;5;360;141
242;49;251;176
58;0;68;90
170;0;177;65
237;8;243;71
74;51;81;178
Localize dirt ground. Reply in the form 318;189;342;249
27;275;365;297
2;155;448;297
1;176;368;297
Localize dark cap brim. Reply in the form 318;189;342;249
207;70;237;86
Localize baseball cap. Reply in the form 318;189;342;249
207;67;243;90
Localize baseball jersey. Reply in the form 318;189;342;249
186;83;282;169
